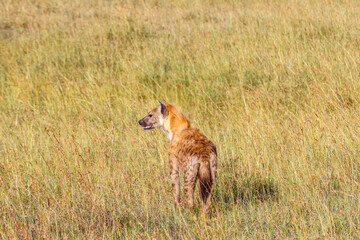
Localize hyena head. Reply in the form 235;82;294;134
138;101;167;130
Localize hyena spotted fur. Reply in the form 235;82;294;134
138;101;217;213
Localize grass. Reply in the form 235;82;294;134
1;0;360;238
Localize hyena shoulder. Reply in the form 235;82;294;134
169;127;216;161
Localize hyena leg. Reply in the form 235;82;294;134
198;161;213;214
170;166;180;204
184;162;200;209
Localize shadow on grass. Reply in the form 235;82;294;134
213;173;279;207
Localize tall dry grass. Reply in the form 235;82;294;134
1;0;360;238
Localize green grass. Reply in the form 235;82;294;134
1;0;360;238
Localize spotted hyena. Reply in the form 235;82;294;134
138;101;217;213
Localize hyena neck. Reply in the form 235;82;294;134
161;105;190;141
160;126;173;141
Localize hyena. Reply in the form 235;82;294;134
138;101;217;213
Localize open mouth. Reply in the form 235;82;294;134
143;125;153;130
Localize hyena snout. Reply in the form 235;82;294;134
138;117;153;130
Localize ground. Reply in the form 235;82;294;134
1;0;360;238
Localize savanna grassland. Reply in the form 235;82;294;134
1;0;360;238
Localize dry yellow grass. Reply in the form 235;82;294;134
1;0;360;238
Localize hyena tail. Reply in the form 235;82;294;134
198;153;217;213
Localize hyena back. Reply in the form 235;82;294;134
139;101;217;213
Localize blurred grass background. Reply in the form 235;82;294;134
1;0;360;238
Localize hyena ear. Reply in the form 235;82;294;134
159;101;167;116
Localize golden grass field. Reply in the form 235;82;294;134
1;0;360;238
